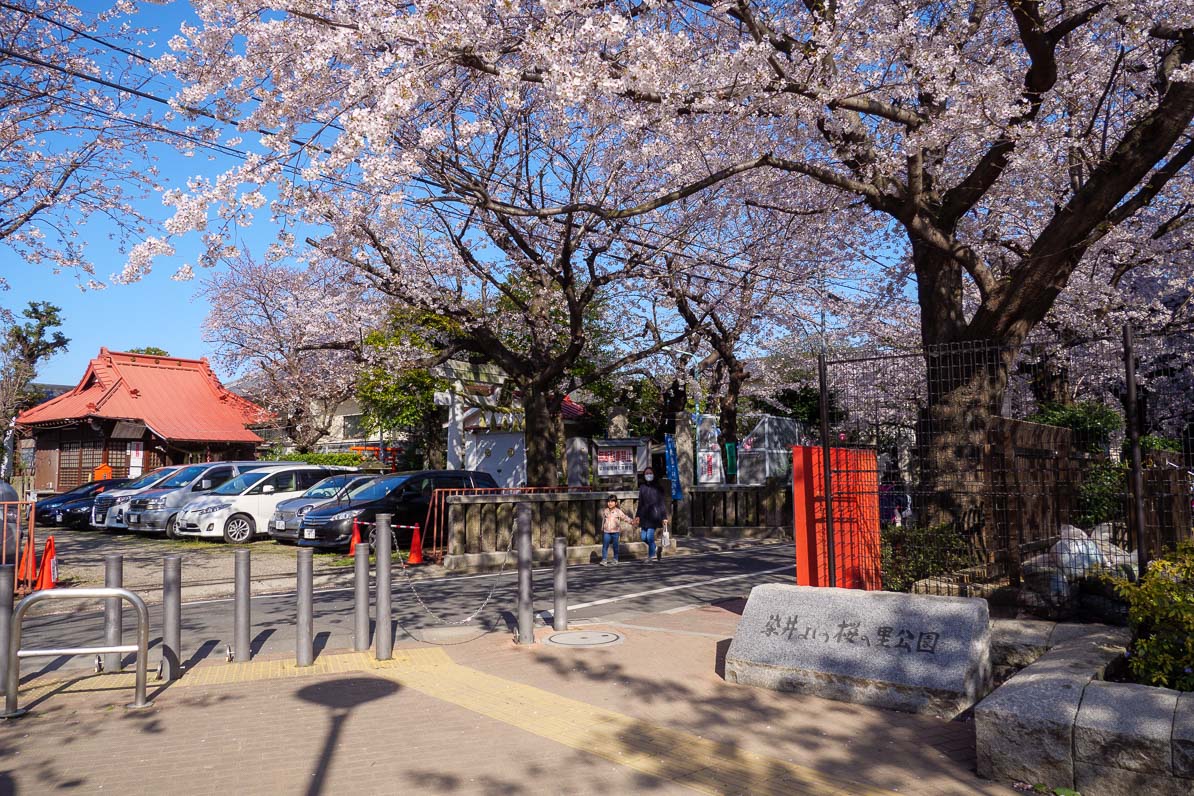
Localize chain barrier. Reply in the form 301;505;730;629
358;519;519;628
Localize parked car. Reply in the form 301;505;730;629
297;470;498;551
124;461;273;538
91;467;184;530
175;465;347;543
35;479;129;526
268;473;379;545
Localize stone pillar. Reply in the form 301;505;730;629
673;412;694;536
608;406;629;438
565;437;590;487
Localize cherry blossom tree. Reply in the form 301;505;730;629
1;0;162;283
200;253;372;451
158;0;1192;483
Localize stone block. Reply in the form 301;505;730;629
991;618;1053;669
1075;761;1190;796
724;584;991;719
1174;692;1194;779
975;653;1091;788
1075;680;1178;774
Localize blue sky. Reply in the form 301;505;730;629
1;1;269;386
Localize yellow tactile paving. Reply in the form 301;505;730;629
375;653;887;796
16;647;884;795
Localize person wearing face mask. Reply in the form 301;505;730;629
635;467;668;564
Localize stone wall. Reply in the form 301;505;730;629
976;623;1193;794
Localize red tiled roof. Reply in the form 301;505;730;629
561;396;586;419
17;348;266;443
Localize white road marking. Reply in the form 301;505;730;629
566;564;794;612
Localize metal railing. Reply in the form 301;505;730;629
3;587;153;718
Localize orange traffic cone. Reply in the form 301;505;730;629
33;536;57;591
16;525;37;591
407;523;424;566
349;517;361;557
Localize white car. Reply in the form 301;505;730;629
175;465;343;543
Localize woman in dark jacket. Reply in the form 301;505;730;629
635;467;668;564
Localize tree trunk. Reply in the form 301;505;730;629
915;344;1009;551
718;366;747;484
1;420;15;481
522;386;562;486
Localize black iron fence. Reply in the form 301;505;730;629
806;327;1193;618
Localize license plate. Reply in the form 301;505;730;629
95;513;106;522
128;513;140;523
55;512;63;523
275;520;286;530
303;529;315;540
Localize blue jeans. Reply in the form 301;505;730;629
602;532;619;562
640;527;656;559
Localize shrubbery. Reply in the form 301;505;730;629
880;523;975;593
1113;542;1194;692
1028;401;1122;454
1074;460;1126;528
260;451;368;467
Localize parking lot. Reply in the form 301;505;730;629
36;524;356;602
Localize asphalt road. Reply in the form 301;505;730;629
15;542;796;681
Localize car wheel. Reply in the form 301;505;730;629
164;514;180;539
366;526;398;552
223;514;255;544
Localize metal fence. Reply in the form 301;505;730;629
807;327;1193;618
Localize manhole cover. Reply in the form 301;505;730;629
544;630;624;647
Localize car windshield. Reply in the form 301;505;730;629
213;470;270;496
124;468;180;490
347;476;408;502
301;475;356;499
158;465;210;489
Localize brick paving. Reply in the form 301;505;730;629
0;602;1014;795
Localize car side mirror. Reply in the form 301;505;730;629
262;484;275;494
198;479;213;491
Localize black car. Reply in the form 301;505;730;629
297;470;498;550
35;479;130;526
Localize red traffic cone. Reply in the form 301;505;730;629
407;523;424;566
17;525;37;591
349;517;361;557
34;536;57;591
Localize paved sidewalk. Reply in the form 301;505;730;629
0;601;1011;795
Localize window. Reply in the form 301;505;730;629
196;467;233;490
296;470;326;490
58;441;81;490
435;476;468;490
264;471;299;493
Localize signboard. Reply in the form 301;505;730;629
596;446;636;477
697;449;724;484
664;434;683;501
128;441;144;476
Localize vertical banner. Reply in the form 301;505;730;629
128;441;144;476
664;434;683;501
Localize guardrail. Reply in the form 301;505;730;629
3;587;153;718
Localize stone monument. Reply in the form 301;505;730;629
725;583;992;718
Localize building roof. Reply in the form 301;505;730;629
17;348;267;443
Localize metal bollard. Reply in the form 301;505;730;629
296;548;314;666
515;504;534;645
234;549;251;662
0;565;12;687
552;537;568;631
375;514;392;661
161;556;182;680
104;554;123;671
353;542;370;651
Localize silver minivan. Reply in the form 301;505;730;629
124;461;276;538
